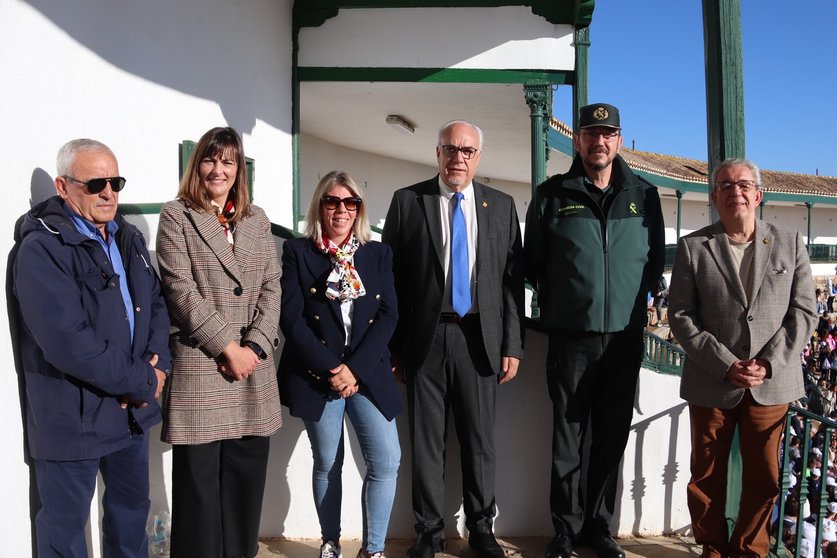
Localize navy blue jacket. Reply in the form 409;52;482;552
278;238;403;421
13;196;172;460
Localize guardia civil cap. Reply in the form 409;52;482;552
578;103;621;129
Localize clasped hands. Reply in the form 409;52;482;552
329;363;359;399
218;341;261;381
726;358;770;388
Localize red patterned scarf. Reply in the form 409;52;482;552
213;198;236;244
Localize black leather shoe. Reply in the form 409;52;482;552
545;532;573;558
468;528;504;558
406;535;445;558
587;531;625;558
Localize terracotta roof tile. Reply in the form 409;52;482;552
550;118;837;197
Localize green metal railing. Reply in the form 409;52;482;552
643;331;685;376
810;244;837;263
773;406;836;557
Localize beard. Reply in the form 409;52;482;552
584;150;613;172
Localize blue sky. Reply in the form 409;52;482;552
553;0;837;177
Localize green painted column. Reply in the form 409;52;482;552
525;83;551;320
573;26;590;137
676;190;684;240
525;84;551;193
702;0;745;526
702;0;745;225
806;202;813;252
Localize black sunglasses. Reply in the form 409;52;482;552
63;175;127;194
321;195;362;211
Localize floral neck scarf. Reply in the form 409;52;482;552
211;198;236;245
317;233;366;301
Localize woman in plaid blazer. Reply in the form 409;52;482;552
157;127;282;558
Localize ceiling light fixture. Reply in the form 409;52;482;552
386;114;415;135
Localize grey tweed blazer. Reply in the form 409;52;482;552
669;219;817;408
156;199;282;444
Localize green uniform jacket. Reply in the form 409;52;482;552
524;154;665;332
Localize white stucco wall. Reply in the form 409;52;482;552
298;7;575;71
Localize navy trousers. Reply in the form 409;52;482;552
34;434;151;558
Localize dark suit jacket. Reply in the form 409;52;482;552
669;219;818;408
277;238;403;421
382;177;524;374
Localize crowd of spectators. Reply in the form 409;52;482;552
774;313;837;557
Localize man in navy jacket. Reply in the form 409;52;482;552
12;139;171;557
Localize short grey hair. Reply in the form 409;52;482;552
56;139;115;176
437;120;484;150
710;158;762;192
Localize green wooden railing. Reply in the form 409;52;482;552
643;331;685;376
773;406;835;557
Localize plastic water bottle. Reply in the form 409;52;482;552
146;511;171;557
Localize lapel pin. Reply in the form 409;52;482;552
762;238;769;244
482;201;488;208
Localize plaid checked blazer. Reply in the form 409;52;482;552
156;199;282;444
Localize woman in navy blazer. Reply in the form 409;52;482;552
279;171;402;558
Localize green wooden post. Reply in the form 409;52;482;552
702;0;745;225
525;84;551;192
525;83;551;320
702;0;746;527
676;190;683;240
573;26;590;138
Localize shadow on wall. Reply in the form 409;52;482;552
620;402;689;536
25;0;290;135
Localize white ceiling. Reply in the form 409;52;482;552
300;81;573;184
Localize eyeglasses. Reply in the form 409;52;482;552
715;180;757;193
439;145;480;160
63;175;127;194
321;195;362;211
580;129;620;141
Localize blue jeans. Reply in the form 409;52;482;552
304;388;401;553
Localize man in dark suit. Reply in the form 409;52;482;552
668;158;818;558
382;120;524;558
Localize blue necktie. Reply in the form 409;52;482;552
451;192;471;317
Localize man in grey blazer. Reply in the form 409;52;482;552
668;158;818;558
382;120;524;558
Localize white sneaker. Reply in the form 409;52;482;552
320;540;342;558
357;549;386;558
